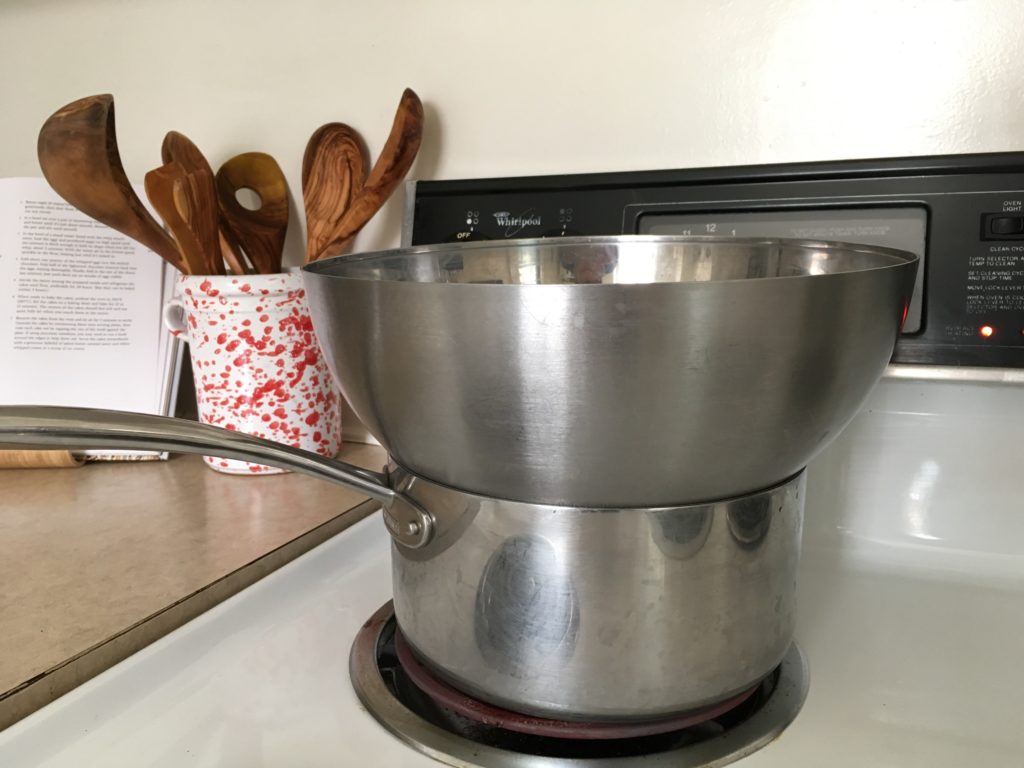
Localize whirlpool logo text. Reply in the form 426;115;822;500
493;209;541;236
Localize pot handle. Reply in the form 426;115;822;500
0;405;434;549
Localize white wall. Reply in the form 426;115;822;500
3;0;1023;262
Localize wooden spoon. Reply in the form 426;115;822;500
215;152;289;274
314;88;424;260
162;131;245;274
302;123;367;262
144;162;207;275
37;94;184;272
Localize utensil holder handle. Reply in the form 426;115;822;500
162;298;189;339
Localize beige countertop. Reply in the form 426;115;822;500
0;443;386;730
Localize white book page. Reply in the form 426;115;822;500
0;177;175;456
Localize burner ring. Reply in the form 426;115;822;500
350;601;809;768
393;627;760;740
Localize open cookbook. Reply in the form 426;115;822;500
0;177;182;459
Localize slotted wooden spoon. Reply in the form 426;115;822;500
215;152;289;274
37;94;184;272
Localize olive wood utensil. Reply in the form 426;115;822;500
37;94;184;272
144;162;207;275
215;152;289;274
161;130;210;174
163;131;243;274
302;123;367;262
218;229;251;275
315;88;424;260
178;167;223;275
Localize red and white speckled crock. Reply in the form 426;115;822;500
163;271;341;474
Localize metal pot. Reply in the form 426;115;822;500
0;407;802;721
389;463;804;721
0;236;917;721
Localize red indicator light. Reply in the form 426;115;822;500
980;325;995;338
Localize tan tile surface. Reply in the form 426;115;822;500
0;444;386;726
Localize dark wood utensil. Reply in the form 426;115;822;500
314;88;424;260
144;162;207;275
37;94;184;272
162;131;244;274
302;123;367;262
215;152;289;274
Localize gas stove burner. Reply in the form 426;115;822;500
350;601;809;767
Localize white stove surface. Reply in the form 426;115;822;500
3;377;1023;767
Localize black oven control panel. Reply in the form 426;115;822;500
407;153;1024;368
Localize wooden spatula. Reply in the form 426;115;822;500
302;123;367;262
144;162;207;275
178;167;223;275
162;131;245;274
161;131;210;175
37;94;184;272
215;152;289;274
314;88;424;261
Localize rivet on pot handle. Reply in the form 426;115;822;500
0;405;435;549
381;495;434;549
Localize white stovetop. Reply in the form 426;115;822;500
2;377;1024;767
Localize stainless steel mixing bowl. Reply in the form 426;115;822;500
303;235;918;506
